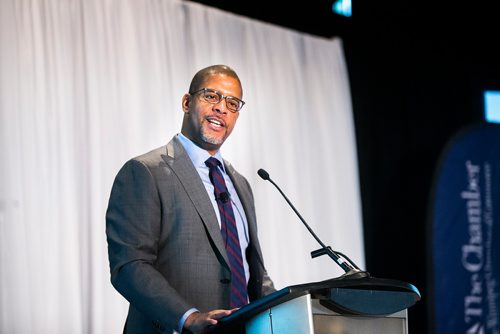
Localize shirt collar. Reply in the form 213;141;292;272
177;133;225;172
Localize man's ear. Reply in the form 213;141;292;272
182;94;190;113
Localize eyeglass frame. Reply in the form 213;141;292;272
189;88;245;113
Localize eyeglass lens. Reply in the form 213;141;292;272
201;89;243;112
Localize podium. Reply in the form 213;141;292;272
208;275;421;334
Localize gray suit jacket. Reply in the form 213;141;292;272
106;136;275;333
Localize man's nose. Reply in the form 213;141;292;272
213;99;227;114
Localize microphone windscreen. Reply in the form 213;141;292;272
219;192;230;203
257;169;270;180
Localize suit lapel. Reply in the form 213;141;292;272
225;161;267;298
163;137;230;268
224;161;260;253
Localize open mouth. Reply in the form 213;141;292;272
207;117;225;128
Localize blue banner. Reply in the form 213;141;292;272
432;123;500;334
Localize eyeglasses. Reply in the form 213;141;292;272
190;88;245;113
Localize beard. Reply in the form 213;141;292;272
200;127;226;146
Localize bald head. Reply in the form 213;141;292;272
188;65;242;96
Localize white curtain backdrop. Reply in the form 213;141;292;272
0;0;364;332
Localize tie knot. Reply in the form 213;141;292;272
205;157;222;169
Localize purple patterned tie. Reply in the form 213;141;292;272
205;157;248;308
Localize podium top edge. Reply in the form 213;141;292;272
293;275;421;299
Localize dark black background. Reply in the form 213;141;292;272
186;1;500;332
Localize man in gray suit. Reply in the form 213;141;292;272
106;65;275;333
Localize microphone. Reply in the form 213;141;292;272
257;169;270;180
218;192;230;203
257;168;369;279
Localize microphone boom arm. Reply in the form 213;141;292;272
261;171;367;277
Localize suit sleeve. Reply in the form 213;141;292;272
106;159;190;331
